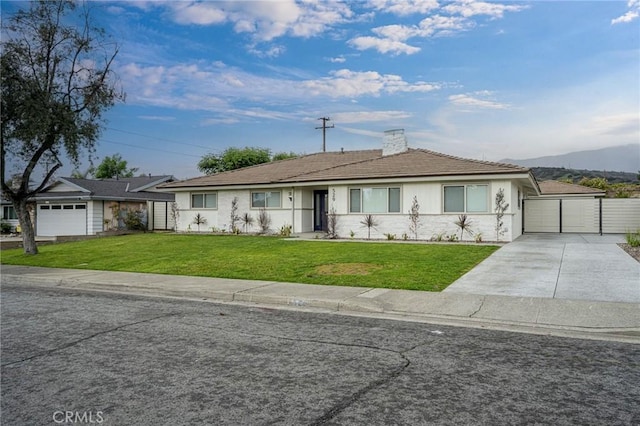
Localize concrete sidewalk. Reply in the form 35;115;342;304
2;265;639;341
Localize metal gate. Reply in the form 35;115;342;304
524;198;640;234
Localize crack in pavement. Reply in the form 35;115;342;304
468;296;485;318
0;313;179;368
177;319;432;425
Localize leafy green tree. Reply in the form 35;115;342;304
198;147;271;175
1;0;123;254
272;151;298;161
94;154;138;179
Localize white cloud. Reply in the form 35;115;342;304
138;116;176;121
119;63;442;113
154;1;353;42
171;2;227;25
332;111;412;123
584;113;639;137
352;1;525;55
367;0;439;16
442;0;528;19
329;56;347;63
304;69;439;97
201;117;240;126
448;92;510;110
247;44;287;58
349;36;421;55
612;0;640;24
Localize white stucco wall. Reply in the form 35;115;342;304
172;179;522;241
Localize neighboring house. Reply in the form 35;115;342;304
0;196;20;232
536;180;606;198
160;130;540;241
33;176;175;236
524;180;639;234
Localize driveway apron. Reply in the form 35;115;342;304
444;234;640;303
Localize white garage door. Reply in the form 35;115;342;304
37;203;87;236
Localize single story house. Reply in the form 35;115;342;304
0;196;20;232
160;130;540;241
33;175;175;236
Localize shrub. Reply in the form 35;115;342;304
408;195;420;240
626;230;640;247
123;210;146;231
257;209;271;234
326;207;339;239
1;221;12;234
279;224;292;237
384;233;396;240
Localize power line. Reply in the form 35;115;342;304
100;139;202;158
106;127;214;151
315;117;334;152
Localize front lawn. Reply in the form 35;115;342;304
1;234;499;291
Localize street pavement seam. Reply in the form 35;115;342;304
552;243;566;299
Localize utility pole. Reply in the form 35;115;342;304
315;117;334;152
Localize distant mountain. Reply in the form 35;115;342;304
500;144;639;173
530;167;639;184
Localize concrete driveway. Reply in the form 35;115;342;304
445;234;640;303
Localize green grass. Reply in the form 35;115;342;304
0;234;499;291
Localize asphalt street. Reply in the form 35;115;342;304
1;283;639;426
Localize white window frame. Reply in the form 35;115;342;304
349;187;401;214
191;193;218;209
251;191;282;209
443;184;489;213
3;205;18;220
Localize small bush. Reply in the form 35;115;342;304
123;210;146;231
279;224;292;237
384;233;396;240
257;209;271;234
1;221;12;234
626;230;640;247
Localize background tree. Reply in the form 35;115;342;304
272;151;298;161
198;147;271;175
93;154;138;179
1;0;123;254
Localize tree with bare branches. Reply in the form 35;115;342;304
1;1;124;254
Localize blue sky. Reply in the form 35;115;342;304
4;0;640;178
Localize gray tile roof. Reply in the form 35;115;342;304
162;149;531;189
35;176;175;202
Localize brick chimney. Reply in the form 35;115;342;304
382;129;408;156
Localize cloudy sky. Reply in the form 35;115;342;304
4;0;640;178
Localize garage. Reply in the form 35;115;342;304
37;203;87;236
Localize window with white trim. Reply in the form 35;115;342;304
2;206;17;219
251;191;281;208
443;184;488;213
349;187;401;213
191;193;217;209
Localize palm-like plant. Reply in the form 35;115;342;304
240;212;254;233
454;214;473;241
360;214;379;240
192;213;207;232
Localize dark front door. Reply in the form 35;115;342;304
313;190;329;231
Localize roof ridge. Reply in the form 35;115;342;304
411;148;529;171
276;150;382;182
